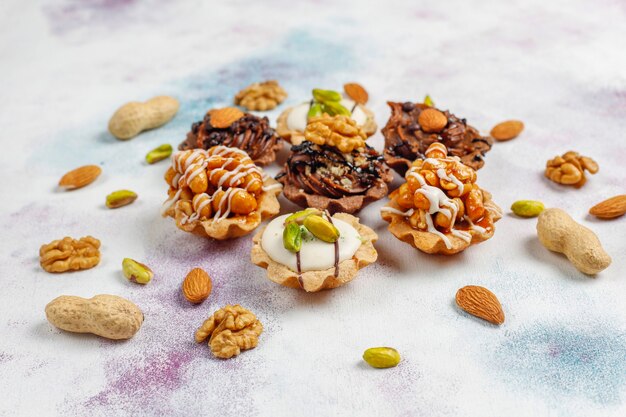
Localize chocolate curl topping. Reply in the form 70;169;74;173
279;142;386;199
180;113;280;163
382;102;493;174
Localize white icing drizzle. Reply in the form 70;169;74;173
463;215;487;233
380;207;415;216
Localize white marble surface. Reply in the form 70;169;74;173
1;0;625;416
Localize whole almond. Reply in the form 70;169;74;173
58;165;102;190
490;120;524;141
343;82;369;105
209;107;245;129
455;285;505;325
182;268;212;304
589;195;626;219
418;108;448;133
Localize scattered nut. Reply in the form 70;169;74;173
45;294;143;340
455;285;505;325
146;144;173;164
40;236;101;273
108;96;179;140
58;165;102;190
304;114;367;153
182;268;212;304
195;305;263;359
418;108;448;133
537;208;611;275
545;151;598;188
490;120;524;141
343;82;369;105
234;80;287;111
122;258;153;284
589;195;626;219
511;200;545;218
209;107;245;129
106;190;137;209
362;347;401;369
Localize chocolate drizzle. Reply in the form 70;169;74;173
278;141;388;199
382;102;493;175
296;250;303;288
325;211;340;277
179;112;282;166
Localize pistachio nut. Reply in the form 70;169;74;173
145;144;173;164
283;222;302;253
363;347;401;369
284;208;323;225
303;215;340;243
322;101;351;117
122;258;153;284
307;103;323;120
312;88;342;103
511;200;545;218
423;94;434;107
106;190;138;209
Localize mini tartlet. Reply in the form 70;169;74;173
382;100;493;175
276;114;392;214
179;107;282;166
276;87;377;145
381;143;502;255
162;146;282;240
251;210;378;292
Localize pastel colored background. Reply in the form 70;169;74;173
1;0;625;416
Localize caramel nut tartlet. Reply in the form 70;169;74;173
276;115;392;214
382;101;493;175
276;87;377;145
381;143;502;255
179;107;282;166
162;146;282;240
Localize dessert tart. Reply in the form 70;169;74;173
382;100;493;175
179;107;282;166
381;143;502;255
276;87;377;145
162;146;282;240
251;209;378;292
276;114;392;214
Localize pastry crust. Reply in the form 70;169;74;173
276;104;377;144
251;213;378;292
164;177;282;240
381;190;502;255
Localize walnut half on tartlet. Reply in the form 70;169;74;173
276;87;377;145
251;210;378;292
381;143;502;255
162;146;282;240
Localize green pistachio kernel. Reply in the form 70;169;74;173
284;208;323;225
307;103;323;119
303;214;340;243
424;94;434;107
322;100;351;117
511;200;545;218
363;347;401;369
145;144;173;164
122;258;153;284
106;190;138;209
283;222;302;253
312;88;342;103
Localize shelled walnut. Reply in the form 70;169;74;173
234;80;287;111
304;114;367;153
195;305;263;359
545;151;598;188
40;236;101;273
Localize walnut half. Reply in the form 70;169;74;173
545;151;598;188
195;304;263;359
39;236;101;273
234;80;287;111
304;114;367;153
